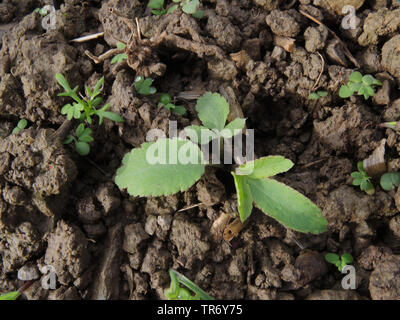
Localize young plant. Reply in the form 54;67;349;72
34;7;50;16
339;71;382;100
165;269;214;300
115;92;328;235
0;291;20;300
158;94;186;115
134;76;157;95
64;123;94;156
56;73;124;125
309;91;328;100
111;42;128;64
380;172;400;191
325;253;354;272
351;161;375;195
148;0;203;18
12;119;28;134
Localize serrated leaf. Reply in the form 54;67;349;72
247;178;327;234
339;85;353;98
232;173;253;221
196;92;229;131
349;71;362;83
115;138;205;197
236;156;294;179
325;253;340;264
380;172;400;191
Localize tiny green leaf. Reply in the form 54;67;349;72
341;253;354;265
325;253;340;264
196;92;229;131
17;119;28;129
380;172;400;191
232;173;253;222
349;71;363;83
309;93;320;100
182;0;200;14
236;156;294;179
75;141;90;156
339;85;353;98
148;0;164;9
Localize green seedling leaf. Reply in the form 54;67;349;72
196;92;229;131
160;93;172;105
191;9;204;18
101;111;125;123
148;0;164;9
362;75;374;86
135;76;157;95
17;119;28;129
76;123;85;137
75;141;90;156
221;118;246;138
349;71;363;83
236;156;294;179
152;9;166;15
341;253;354;265
232;173;253;221
325;253;340;265
247;178;327;234
339;85;353;98
380;172;400;191
309;93;320;100
115;138;205;197
63;135;74;145
182;0;200;14
317;91;328;97
116;42;126;50
111;53;128;64
173;105;186;115
184;126;217;144
0;291;20;300
167;4;179;13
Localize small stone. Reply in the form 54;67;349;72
145;215;157;236
157;215;172;231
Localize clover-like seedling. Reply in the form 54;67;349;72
148;0;203;18
111;42;128;64
56;74;124;125
115;92;328;235
134;76;157;95
165;269;214;300
64;123;94;156
309;91;328;100
351;161;375;195
325;253;354;272
380;172;400;191
12;119;28;134
158;93;186;115
339;71;382;100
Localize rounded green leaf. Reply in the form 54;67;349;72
380;172;400;191
349;71;363;83
236;156;294;179
160;93;171;105
325;253;340;264
173;105;186;115
232;173;253;222
182;0;200;14
17;119;28;129
339;85;353;98
341;253;354;265
75;141;90;156
148;0;164;9
115;138;205;197
76;123;85;137
362;75;374;86
247;178;327;234
196;92;229;131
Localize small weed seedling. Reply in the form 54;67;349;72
325;253;354;272
309;91;328;100
12;119;28;134
64;123;94;156
351;161;375;195
56;74;124;125
339;71;382;100
158;94;186;115
0;291;20;300
148;0;203;18
165;269;214;300
134;76;157;95
115;92;328;234
380;172;400;191
34;7;50;16
111;42;128;64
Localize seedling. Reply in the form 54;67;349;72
134;76;157;95
34;7;50;16
111;42;128;64
380;172;400;191
158;94;186;115
339;71;382;100
165;269;213;300
148;0;203;18
309;91;328;100
351;161;375;195
56;73;124;125
325;253;354;272
12;119;28;134
0;291;20;300
115;92;328;235
64;123;94;156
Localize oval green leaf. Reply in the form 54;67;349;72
236;156;294;179
232;173;253;222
